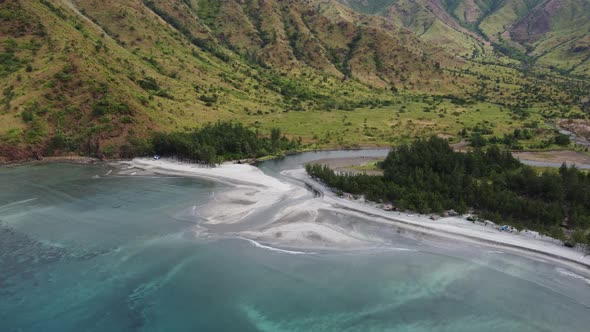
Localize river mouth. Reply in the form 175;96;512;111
514;150;590;169
1;152;590;331
117;155;590;273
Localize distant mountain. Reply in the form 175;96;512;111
338;0;398;14
0;0;588;160
340;0;590;75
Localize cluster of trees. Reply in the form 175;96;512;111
150;121;301;164
465;126;571;149
306;137;590;245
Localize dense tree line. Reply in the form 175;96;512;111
150;121;300;164
306;137;590;245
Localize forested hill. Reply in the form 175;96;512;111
307;137;590;247
1;0;589;162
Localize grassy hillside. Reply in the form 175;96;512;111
512;0;590;76
338;0;397;14
0;0;588;161
341;0;590;76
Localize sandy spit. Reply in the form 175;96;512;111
121;158;306;225
120;158;590;275
283;168;590;274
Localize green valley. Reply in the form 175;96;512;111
0;0;588;161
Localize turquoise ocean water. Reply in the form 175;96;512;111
1;153;589;331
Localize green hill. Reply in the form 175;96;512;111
338;0;397;14
341;0;590;75
0;0;588;161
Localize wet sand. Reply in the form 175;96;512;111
514;150;590;167
121;158;590;275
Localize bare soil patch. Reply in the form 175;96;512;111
514;150;590;166
313;156;384;175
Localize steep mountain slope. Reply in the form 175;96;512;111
166;0;452;88
1;0;262;159
0;0;588;161
382;0;490;58
509;0;590;75
0;0;455;160
339;0;397;14
340;0;590;75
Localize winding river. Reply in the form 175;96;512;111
1;150;590;331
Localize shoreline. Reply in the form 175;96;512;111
120;158;307;227
514;150;590;169
3;144;590;169
5;151;588;173
5;154;590;274
0;155;102;168
284;169;590;272
121;157;590;276
0;146;392;168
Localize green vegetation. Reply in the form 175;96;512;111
195;0;221;27
342;0;590;76
342;0;396;14
149;121;301;164
0;39;22;77
24;117;47;144
142;0;229;62
92;98;132;117
463;125;573;150
349;160;382;173
307;137;590;247
1;0;589;162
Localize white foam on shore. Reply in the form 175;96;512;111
0;198;37;209
241;221;375;249
121;158;590;273
556;267;590;285
246;239;311;255
389;247;417;252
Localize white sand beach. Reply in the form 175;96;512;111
122;158;305;225
122;158;590;274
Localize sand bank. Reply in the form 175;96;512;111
514;150;590;169
119;158;590;274
283;168;590;272
121;158;305;225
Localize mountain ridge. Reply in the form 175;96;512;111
0;0;588;161
340;0;590;75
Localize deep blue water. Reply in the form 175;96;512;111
1;155;590;331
